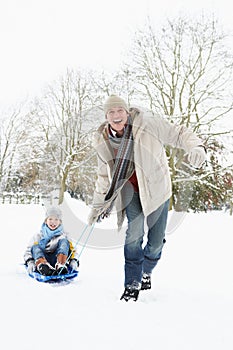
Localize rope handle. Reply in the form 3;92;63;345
57;223;95;275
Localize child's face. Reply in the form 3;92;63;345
45;216;61;230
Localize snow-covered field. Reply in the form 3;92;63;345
1;195;233;350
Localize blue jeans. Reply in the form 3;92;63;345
122;184;169;286
31;238;70;267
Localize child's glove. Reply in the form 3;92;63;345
187;146;207;169
69;259;79;271
27;260;36;274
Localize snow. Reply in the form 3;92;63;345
1;196;233;350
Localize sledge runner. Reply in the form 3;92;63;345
88;95;207;302
24;206;79;277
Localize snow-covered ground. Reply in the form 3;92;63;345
1;195;233;350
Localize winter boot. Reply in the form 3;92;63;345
36;257;55;276
120;281;141;302
55;254;68;275
141;273;151;290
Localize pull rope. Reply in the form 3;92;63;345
57;223;95;275
72;223;95;261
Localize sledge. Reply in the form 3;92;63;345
25;223;94;284
27;266;78;283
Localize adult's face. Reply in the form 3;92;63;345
106;107;128;134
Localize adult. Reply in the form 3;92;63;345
88;95;206;301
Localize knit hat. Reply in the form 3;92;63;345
103;95;129;115
45;206;62;221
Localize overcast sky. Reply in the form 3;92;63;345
0;0;232;107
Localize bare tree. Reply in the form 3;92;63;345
32;69;100;204
90;69;136;106
125;15;233;210
130;16;233;122
0;105;28;192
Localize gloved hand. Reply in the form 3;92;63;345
88;208;100;226
27;260;36;274
69;259;79;271
187;146;207;169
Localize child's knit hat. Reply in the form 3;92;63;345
45;206;62;220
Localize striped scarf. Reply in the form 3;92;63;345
98;115;134;221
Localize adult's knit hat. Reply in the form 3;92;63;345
103;95;129;115
45;206;62;220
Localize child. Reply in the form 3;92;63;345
24;206;79;276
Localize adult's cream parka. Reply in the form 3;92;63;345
92;108;203;228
